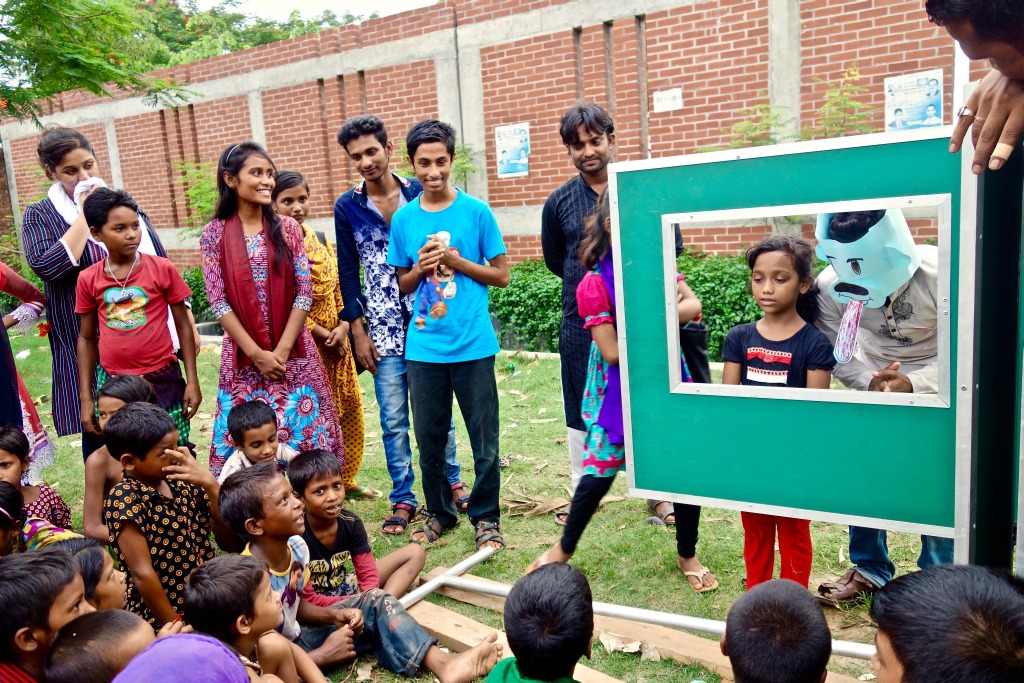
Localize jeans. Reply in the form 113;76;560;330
407;357;501;529
849;526;954;587
374;355;460;508
295;589;436;676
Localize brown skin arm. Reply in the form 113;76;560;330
806;369;832;390
171;302;201;419
676;279;702;324
722;361;742;385
272;307;309;367
118;521;178;623
348;318;380;374
950;69;1024;174
217;311;286;380
436;249;511;288
161;449;239;552
82;451;112;542
589;323;619;366
76;312;101;436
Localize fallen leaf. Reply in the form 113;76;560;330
528;418;557;424
537;407;547;415
356;662;374;681
195;412;212;420
15;350;29;360
534;461;548;474
508;389;523;396
618;524;627;530
640;642;661;662
554;437;566;444
621;641;642;654
599;632;624;653
529;359;540;366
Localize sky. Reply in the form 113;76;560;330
195;0;436;23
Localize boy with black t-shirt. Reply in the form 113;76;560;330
288;450;425;599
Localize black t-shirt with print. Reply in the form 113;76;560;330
722;322;836;388
302;511;372;598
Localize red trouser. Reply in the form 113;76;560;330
740;512;812;589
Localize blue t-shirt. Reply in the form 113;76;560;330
722;321;836;388
387;190;506;363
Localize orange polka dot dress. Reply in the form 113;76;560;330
303;227;365;489
104;476;216;625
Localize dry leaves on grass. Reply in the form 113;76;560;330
502;496;571;517
598;632;661;662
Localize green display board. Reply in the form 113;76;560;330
611;131;971;536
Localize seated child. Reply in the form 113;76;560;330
288;450;425;599
103;402;235;626
0;545;96;682
869;564;1024;683
488;563;593;683
0;482;79;556
218;400;298;484
77;187;201;447
83;374;158;542
185;554;327;683
44;610;157;683
720;579;831;683
219;463;502;680
54;537;127;611
0;426;71;528
112;633;255;683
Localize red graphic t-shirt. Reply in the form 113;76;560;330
75;253;191;375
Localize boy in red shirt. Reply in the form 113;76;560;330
76;188;200;442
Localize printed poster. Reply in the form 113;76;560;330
884;69;944;131
496;123;530;178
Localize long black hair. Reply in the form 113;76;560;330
745;234;820;324
271;170;308;203
578;190;612;271
215;141;290;268
37;126;94;178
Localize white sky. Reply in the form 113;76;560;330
195;0;436;23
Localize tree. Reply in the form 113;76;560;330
0;0;185;120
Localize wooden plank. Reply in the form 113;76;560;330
418;569;865;683
406;600;623;683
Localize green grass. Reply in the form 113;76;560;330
12;333;925;682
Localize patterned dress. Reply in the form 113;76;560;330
23;484;72;529
200;216;346;475
302;227;364;489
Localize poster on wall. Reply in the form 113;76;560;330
496;122;530;178
884;68;943;130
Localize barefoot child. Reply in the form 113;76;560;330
288;450;425;599
721;235;835;589
0;545;95;681
103;402;235;625
387;119;509;551
186;554;326;683
219;463;502;680
217;400;299;484
488;563;593;683
76;188;201;445
0;426;71;528
82;374;158;542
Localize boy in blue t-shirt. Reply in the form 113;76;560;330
387;119;509;551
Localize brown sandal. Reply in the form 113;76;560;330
816;569;877;606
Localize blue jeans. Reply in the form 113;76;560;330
407;357;501;529
849;526;954;587
374;356;460;508
295;589;436;676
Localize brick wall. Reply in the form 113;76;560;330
0;0;982;273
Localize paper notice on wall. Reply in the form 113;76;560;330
884;69;943;131
652;88;683;113
496;122;530;178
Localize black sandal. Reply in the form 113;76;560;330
452;481;472;513
382;502;415;536
474;520;505;551
411;514;458;545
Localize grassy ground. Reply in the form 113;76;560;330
11;331;925;682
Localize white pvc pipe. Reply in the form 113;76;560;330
440;575;876;661
400;546;497;609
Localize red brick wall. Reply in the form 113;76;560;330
364;59;440;171
115;111;179;229
191;95;253;166
11;122;109;210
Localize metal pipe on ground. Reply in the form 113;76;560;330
440;575;876;661
399;546;497;609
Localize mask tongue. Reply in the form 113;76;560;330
834;299;863;364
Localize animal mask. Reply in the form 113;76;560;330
814;209;921;308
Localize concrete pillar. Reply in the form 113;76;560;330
104;118;124;188
248;91;266;146
767;0;801;140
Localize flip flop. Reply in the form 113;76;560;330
681;567;719;593
346;485;382;500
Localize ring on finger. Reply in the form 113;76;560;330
958;106;976;118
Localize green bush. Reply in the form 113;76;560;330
678;250;762;362
182;267;212;322
490;258;562;352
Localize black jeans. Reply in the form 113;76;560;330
407;357;500;529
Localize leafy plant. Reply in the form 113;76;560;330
173;160;218;236
678;249;762;361
490;259;562;353
392;140;480;187
803;66;875;140
182;267;212;323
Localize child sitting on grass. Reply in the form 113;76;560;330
185;554;327;683
217;400;298;484
0;545;95;682
487;563;593;683
103;402;235;626
219;463;502;680
44;610;161;683
0;482;79;556
0;426;71;529
288;450;424;599
869;564;1024;683
82;374;158;542
720;579;831;683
